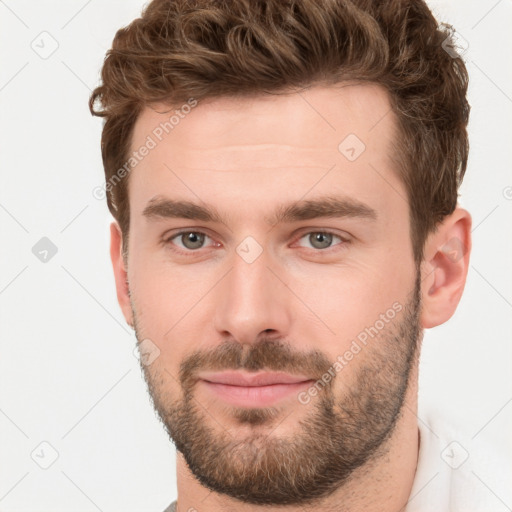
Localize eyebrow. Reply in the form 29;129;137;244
142;195;377;225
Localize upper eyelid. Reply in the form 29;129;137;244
293;228;348;240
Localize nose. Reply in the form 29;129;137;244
212;245;292;345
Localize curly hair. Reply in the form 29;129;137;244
90;0;469;265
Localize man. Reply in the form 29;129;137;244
88;0;496;510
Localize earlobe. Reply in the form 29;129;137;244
420;207;472;329
110;222;134;327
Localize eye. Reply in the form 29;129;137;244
166;231;214;251
164;229;348;255
296;231;347;251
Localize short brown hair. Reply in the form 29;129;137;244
90;0;469;265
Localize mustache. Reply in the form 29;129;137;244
179;338;334;392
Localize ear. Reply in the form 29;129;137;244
420;207;472;329
110;222;134;327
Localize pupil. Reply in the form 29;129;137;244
184;232;203;249
312;232;331;249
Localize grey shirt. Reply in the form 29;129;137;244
163;500;177;512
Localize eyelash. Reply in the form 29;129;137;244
163;229;350;255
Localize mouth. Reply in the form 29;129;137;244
198;371;315;407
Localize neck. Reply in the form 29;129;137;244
175;369;420;512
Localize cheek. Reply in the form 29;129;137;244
289;265;413;394
128;256;180;335
128;256;219;355
288;255;413;350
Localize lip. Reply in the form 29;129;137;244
198;371;315;407
199;371;313;387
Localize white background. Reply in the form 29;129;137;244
0;1;511;511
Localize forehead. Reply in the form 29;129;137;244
127;83;405;223
132;83;395;164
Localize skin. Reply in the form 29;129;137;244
110;84;472;511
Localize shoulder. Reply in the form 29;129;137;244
405;410;511;512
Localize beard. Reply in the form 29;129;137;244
132;271;422;506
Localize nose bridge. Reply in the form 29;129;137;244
213;242;291;344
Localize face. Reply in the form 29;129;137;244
121;84;423;505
